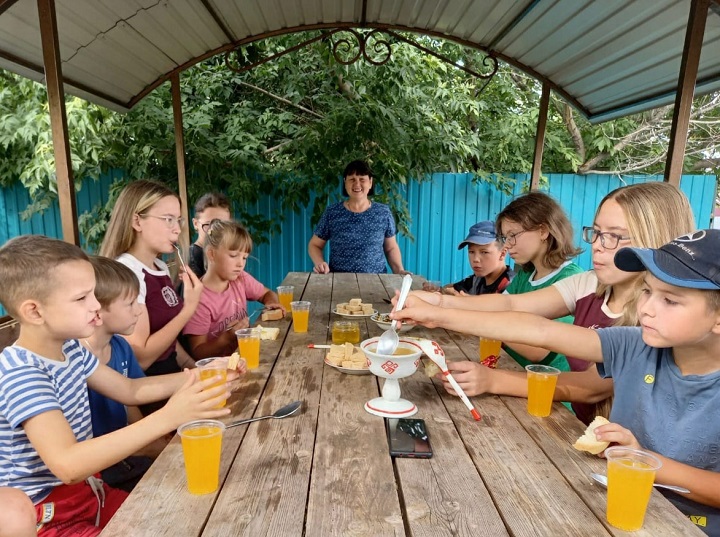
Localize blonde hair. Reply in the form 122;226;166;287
591;183;695;420
89;256;140;309
99;180;184;261
496;191;582;272
205;219;253;253
595;182;696;321
0;235;89;318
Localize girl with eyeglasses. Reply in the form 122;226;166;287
184;220;284;359
399;182;695;424
189;192;231;278
492;191;583;372
100;180;203;397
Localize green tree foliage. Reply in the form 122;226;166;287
1;31;718;244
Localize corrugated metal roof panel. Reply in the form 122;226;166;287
0;0;719;121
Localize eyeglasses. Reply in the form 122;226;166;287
138;214;185;229
582;227;631;250
499;230;529;246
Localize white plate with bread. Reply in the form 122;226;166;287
332;308;378;318
324;342;371;375
323;358;371;375
333;298;376;317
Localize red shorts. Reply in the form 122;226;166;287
35;477;128;537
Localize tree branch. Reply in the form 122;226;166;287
236;80;323;118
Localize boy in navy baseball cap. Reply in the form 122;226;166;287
395;229;720;534
424;221;514;295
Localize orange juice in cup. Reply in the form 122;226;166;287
291;301;311;333
605;447;662;531
195;357;228;408
178;420;225;495
479;337;502;365
277;286;294;312
236;328;261;370
525;364;560;417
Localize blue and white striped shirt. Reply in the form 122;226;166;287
0;340;98;503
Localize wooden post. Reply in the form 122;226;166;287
530;82;550;191
171;73;190;247
664;0;709;185
37;0;79;244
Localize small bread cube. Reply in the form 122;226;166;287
349;298;362;306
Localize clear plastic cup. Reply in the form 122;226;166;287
605;447;662;531
195;357;228;408
525;364;560;417
178;419;225;495
290;301;311;333
277;285;294;312
235;327;261;370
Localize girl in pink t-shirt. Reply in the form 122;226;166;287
184;220;284;359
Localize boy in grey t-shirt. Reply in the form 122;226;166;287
393;229;720;536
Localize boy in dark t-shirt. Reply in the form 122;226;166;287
425;221;513;295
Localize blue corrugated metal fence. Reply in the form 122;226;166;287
0;173;716;317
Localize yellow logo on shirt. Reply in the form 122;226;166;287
689;515;707;527
644;374;654;384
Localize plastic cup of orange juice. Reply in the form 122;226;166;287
479;337;502;365
605;447;662;531
178;419;225;495
290;301;311;333
277;286;294;312
195;357;228;408
235;328;261;370
525;364;560;417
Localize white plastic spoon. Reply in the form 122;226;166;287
376;274;413;355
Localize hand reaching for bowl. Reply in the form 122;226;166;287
389;292;444;329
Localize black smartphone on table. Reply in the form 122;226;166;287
386;418;433;458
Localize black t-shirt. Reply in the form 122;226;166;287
189;243;205;278
452;265;514;295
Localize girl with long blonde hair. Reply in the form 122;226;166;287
100;180;203;381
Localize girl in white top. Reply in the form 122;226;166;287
100;180;203;376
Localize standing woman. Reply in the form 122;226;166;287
308;160;410;274
100;180;203;377
495;192;583;371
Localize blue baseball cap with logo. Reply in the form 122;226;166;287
614;229;720;290
458;221;498;250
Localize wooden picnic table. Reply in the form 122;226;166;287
101;272;702;537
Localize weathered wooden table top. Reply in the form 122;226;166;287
101;272;702;537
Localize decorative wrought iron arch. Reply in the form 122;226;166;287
224;28;498;93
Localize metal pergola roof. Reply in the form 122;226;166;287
1;0;719;123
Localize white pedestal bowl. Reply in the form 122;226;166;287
360;337;423;418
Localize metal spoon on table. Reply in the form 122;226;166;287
376;274;413;355
226;401;302;429
590;472;690;494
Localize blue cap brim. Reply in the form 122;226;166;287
615;247;720;290
457;237;496;250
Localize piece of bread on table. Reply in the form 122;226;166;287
254;325;280;340
261;308;284;322
573;416;611;454
423;359;441;378
349;298;362;306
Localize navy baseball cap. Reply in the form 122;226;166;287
458;221;498;250
614;229;720;290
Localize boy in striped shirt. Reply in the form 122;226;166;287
0;235;234;536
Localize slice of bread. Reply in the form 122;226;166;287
261;309;284;322
228;352;241;370
573;416;610;454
